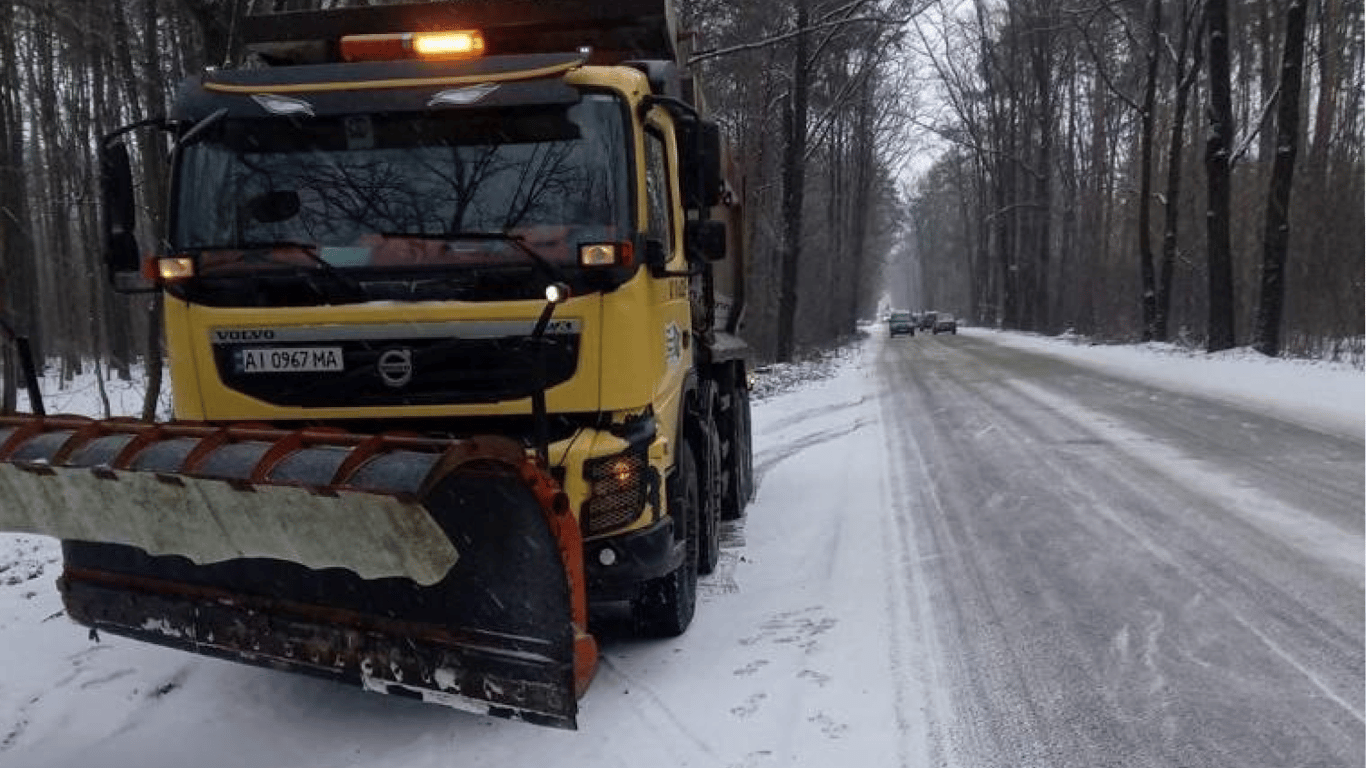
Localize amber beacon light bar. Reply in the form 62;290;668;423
340;30;486;62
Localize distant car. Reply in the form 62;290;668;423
932;314;958;334
888;311;915;337
918;311;937;331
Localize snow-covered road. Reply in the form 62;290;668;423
1;328;1361;767
872;330;1362;767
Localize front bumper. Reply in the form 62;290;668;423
583;517;682;602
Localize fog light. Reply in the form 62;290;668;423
583;451;650;535
597;546;618;566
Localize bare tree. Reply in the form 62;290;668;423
1155;0;1203;342
1203;0;1236;351
775;0;810;363
900;0;1358;355
1137;0;1162;341
1251;0;1307;357
0;1;32;411
687;0;920;361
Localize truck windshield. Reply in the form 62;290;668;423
171;94;630;296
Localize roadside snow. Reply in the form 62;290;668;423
970;328;1364;439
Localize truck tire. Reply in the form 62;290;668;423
720;366;753;521
631;442;699;637
695;396;723;576
697;440;721;575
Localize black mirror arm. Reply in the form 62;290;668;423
173;109;228;151
102;116;173;149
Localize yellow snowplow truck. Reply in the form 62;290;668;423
0;0;752;730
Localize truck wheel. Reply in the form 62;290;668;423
721;371;753;521
696;417;723;576
631;443;699;637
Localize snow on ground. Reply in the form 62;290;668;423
0;329;1360;767
15;362;172;420
971;328;1364;439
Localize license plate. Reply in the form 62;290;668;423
239;347;344;374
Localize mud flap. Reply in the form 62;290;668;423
0;416;596;728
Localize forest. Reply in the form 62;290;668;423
901;0;1362;358
0;0;1361;416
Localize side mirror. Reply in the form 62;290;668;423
684;219;727;262
101;140;144;289
679;120;722;210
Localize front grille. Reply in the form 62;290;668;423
212;334;579;408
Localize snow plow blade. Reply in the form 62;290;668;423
0;416;596;729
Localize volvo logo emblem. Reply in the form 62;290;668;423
376;348;413;388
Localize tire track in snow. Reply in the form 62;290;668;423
875;401;951;768
750;418;870;489
871;332;1025;767
593;656;723;763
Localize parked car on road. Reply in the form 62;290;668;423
888;311;915;337
933;314;958;334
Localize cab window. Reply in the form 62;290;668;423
643;128;674;253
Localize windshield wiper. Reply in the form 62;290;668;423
188;242;369;302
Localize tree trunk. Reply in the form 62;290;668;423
969;156;990;324
1156;0;1202;342
1029;5;1055;334
1138;0;1162;341
1084;67;1108;335
0;0;21;411
845;70;876;333
775;0;809;363
1204;0;1237;352
1252;0;1308;356
139;0;170;420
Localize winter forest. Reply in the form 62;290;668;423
0;0;1362;417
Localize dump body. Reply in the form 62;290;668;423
0;0;752;730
